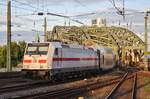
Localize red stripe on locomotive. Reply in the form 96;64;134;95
38;60;47;63
23;60;32;63
53;58;98;61
80;58;97;60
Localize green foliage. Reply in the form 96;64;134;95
0;41;26;68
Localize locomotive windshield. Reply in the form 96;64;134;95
25;43;49;55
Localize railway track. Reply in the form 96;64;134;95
9;72;123;99
105;72;137;99
0;80;54;94
0;72;22;79
11;79;120;99
0;78;33;88
0;68;143;99
0;69;118;94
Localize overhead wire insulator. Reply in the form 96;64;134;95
38;12;44;16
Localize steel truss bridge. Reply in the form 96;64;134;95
48;26;144;54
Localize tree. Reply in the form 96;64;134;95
18;41;26;62
0;41;26;68
0;45;7;68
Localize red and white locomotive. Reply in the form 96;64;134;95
22;41;116;79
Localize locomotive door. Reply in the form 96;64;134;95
58;48;62;68
97;50;101;70
55;48;62;68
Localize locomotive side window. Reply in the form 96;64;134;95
26;43;49;55
54;48;58;55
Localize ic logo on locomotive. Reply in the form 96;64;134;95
32;56;39;63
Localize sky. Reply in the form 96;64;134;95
0;0;150;45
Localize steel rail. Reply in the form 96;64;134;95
0;72;22;79
131;73;137;99
0;70;119;94
105;72;129;99
12;76;123;99
0;80;53;94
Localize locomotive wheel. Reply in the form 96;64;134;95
44;75;49;80
21;71;27;78
51;76;57;83
44;72;50;80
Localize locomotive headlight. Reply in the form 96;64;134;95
24;65;29;69
27;65;29;69
40;65;43;69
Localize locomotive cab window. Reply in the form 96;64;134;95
25;43;49;55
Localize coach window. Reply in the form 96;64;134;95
55;48;58;55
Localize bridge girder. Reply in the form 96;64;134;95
48;26;144;53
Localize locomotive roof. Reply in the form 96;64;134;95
50;42;90;49
50;42;113;53
28;42;113;53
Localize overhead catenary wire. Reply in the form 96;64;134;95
12;0;45;14
11;0;38;10
109;0;124;15
109;0;126;20
14;13;35;17
73;0;91;11
0;2;35;12
1;0;45;13
0;1;84;26
47;12;84;25
14;11;85;25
